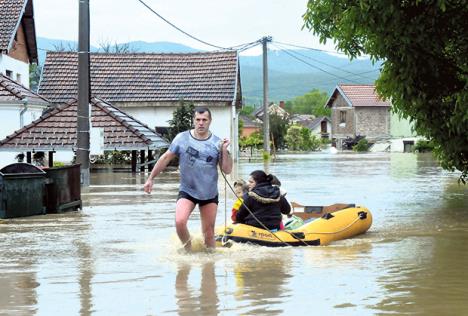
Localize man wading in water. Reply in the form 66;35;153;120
144;107;232;252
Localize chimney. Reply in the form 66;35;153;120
279;101;285;108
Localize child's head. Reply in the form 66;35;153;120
234;179;247;196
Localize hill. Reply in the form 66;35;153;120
36;37;381;104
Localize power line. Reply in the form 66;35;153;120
270;43;361;84
136;0;228;50
272;40;347;55
273;42;378;81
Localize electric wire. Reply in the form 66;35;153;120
270;42;361;84
273;42;378;81
136;0;228;50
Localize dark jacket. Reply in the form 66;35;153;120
235;182;291;230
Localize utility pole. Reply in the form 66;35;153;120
77;0;90;186
262;36;272;156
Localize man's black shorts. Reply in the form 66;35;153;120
177;191;219;206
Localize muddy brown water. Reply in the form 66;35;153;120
1;152;467;315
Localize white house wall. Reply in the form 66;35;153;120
0;55;30;88
123;106;233;140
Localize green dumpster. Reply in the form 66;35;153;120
0;163;46;219
44;164;82;213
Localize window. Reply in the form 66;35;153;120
16;73;21;83
6;70;13;78
339;111;346;123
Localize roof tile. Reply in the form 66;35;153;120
39;51;239;103
0;97;168;151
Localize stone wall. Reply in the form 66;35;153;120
355;107;390;139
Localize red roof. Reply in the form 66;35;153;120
328;84;391;107
39;51;241;104
0;0;38;62
0;97;168;151
0;74;49;104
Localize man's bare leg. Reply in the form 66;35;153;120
199;202;217;249
175;198;195;251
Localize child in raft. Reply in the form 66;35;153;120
234;170;291;231
231;179;249;222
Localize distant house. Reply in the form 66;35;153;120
290;114;315;124
326;84;418;151
326;84;391;149
239;114;261;138
254;101;289;121
296;116;331;139
0;0;38;88
38;51;242;157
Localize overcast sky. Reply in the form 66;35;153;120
34;0;338;55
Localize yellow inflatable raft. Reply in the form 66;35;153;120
215;205;372;247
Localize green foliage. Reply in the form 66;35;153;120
29;64;41;92
238;117;244;138
268;113;290;149
285;89;331;116
285;125;321;151
167;102;194;141
53;161;65;167
239;104;255;116
262;150;271;162
94;151;132;164
239;132;263;149
353;138;369;152
303;0;468;183
414;139;436;153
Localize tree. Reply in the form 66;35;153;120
239;132;263;156
285;89;330;116
285;125;320;151
29;64;41;92
97;40;139;53
167;102;194;141
304;1;468;183
268;113;290;150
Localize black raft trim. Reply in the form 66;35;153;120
226;236;321;247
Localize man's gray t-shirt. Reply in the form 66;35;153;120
169;130;221;200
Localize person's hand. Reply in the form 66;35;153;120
143;179;153;194
221;138;230;152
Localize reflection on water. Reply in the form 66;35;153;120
175;261;219;316
0;152;467;315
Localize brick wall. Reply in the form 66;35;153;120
7;24;29;63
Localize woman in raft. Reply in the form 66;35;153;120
235;170;291;231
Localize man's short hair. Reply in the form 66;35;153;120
193;106;212;119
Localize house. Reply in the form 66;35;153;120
326;84;391;149
326;84;418;151
0;74;48;166
0;97;168;171
0;0;38;88
239;114;261;138
38;51;242;158
296;116;331;139
253;101;289;121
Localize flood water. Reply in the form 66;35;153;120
1;152;467;315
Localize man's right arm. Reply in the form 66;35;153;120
143;150;176;193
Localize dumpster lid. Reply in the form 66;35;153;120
0;163;46;174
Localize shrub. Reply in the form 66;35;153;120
353;138;369;152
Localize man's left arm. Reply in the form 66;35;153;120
220;138;233;174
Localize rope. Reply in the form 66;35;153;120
304;216;362;235
217;165;316;247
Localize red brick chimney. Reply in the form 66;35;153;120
279;101;285;108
